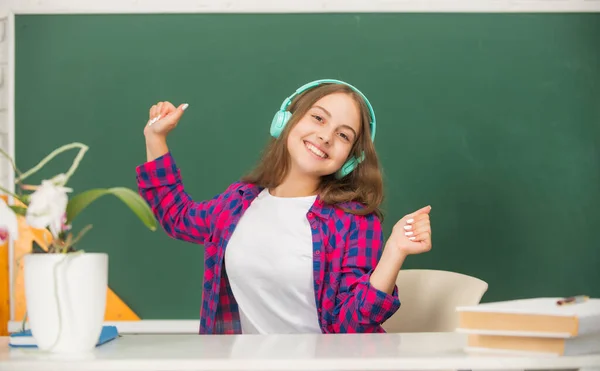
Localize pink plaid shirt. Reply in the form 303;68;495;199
136;152;400;334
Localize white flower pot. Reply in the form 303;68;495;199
24;252;108;353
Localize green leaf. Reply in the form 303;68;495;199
66;187;157;231
9;205;28;216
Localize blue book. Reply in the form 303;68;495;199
8;325;119;348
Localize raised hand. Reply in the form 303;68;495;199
143;101;188;161
388;205;432;256
144;101;189;139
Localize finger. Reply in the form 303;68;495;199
413;232;431;245
404;221;430;233
161;103;189;127
402;206;430;225
405;215;429;229
414;213;430;222
411;219;430;231
407;225;430;237
402;214;427;229
409;205;431;218
153;102;163;122
161;101;176;117
148;105;160;126
177;103;189;115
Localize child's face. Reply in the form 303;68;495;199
287;92;362;179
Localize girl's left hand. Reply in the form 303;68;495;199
388;205;432;256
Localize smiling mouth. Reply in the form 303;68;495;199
304;141;328;159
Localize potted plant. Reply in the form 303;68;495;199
0;142;157;353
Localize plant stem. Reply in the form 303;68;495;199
16;142;89;184
0;184;24;203
63;143;88;184
62;225;92;252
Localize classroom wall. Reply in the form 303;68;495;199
1;0;600;332
0;0;598;187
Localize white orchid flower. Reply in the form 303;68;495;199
0;198;18;244
25;174;72;239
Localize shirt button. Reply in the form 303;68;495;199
315;251;320;255
307;212;314;218
311;224;317;229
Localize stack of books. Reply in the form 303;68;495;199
456;296;600;356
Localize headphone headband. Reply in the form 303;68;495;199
278;79;376;141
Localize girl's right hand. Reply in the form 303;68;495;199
144;101;189;139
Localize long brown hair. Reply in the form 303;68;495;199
242;83;384;220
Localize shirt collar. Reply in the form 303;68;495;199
311;194;335;220
237;182;334;220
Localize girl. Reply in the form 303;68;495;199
136;79;432;334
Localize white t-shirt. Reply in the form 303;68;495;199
224;188;321;334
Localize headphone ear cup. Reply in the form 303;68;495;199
336;157;359;179
270;110;292;138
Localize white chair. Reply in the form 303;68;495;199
382;269;488;333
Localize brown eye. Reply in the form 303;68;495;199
312;115;324;123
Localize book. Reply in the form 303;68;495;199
465;332;600;356
456;297;600;338
8;325;119;348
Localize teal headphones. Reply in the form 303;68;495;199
270;79;377;179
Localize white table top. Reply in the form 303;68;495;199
1;332;599;371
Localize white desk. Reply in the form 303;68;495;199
1;332;599;371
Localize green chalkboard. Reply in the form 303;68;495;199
15;13;600;319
